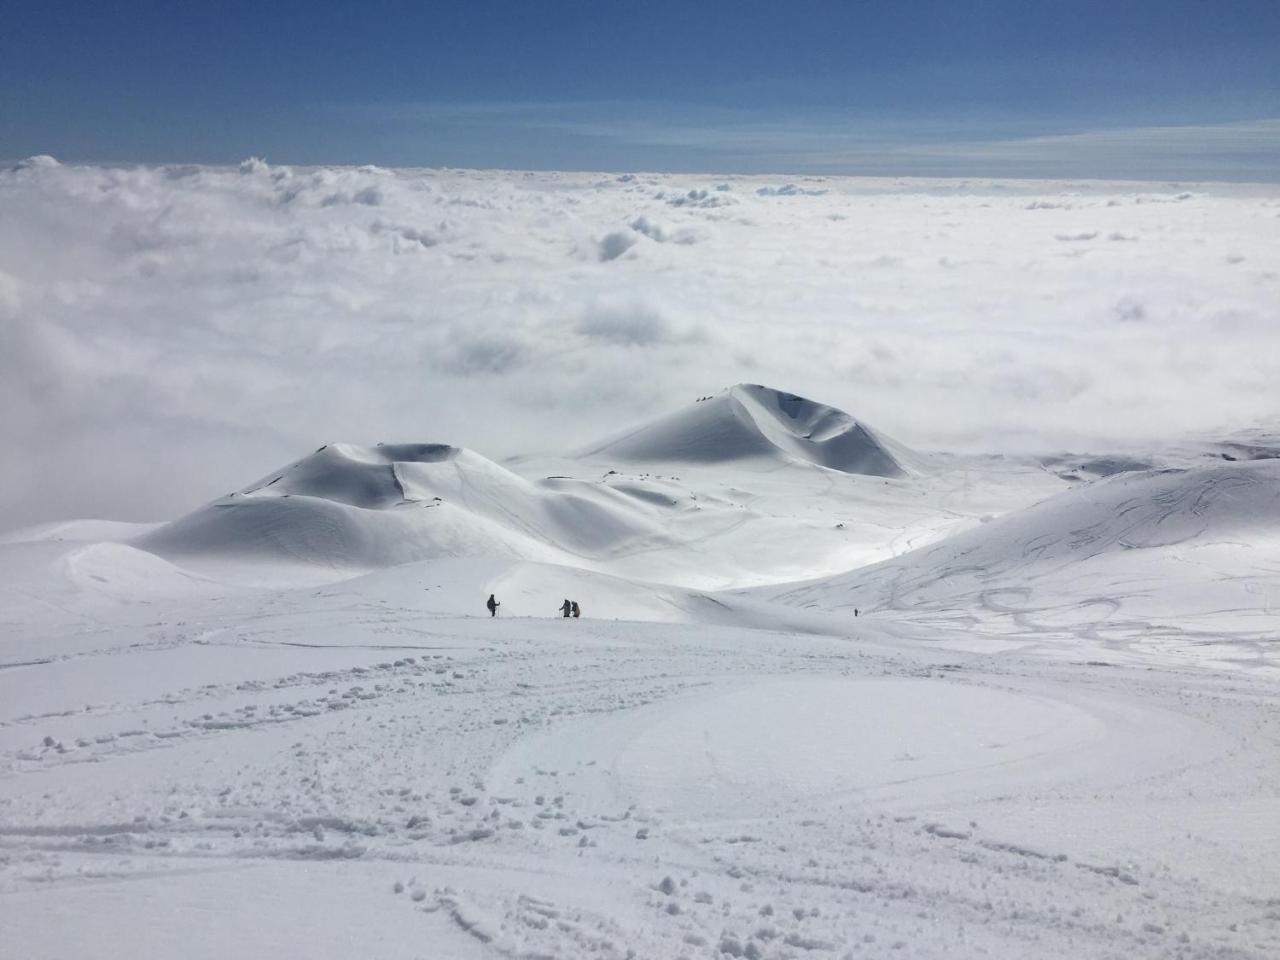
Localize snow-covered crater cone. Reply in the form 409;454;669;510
135;441;666;569
235;442;459;508
580;383;916;477
132;385;929;575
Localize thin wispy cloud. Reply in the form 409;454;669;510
841;118;1280;177
337;100;1280;181
4;1;1277;175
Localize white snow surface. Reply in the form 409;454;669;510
580;383;916;477
3;386;1280;958
767;458;1280;670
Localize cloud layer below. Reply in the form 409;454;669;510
2;158;1278;530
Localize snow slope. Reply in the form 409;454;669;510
768;458;1280;669
3;391;1280;958
133;388;1058;588
3;553;1277;958
5;153;1280;957
136;442;671;573
580;383;917;477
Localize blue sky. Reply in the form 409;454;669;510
3;0;1279;179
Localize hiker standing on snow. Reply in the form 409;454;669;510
560;598;572;618
571;601;581;618
487;594;499;617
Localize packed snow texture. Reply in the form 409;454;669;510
2;384;1279;958
3;159;1280;531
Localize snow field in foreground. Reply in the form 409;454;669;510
2;574;1278;958
3;388;1280;957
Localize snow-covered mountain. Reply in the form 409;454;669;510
580;383;918;477
136;441;667;569
4;384;1280;960
6;152;1280;959
129;386;1028;589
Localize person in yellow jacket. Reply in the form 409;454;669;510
571;600;581;618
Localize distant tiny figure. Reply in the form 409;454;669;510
560;598;572;618
854;608;859;617
571;600;581;618
487;594;499;617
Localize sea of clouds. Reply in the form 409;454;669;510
2;156;1278;530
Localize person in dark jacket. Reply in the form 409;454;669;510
487;594;499;617
560;598;572;618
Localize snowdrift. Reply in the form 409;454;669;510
136;442;670;570
579;384;916;477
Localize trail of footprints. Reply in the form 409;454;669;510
5;637;1279;958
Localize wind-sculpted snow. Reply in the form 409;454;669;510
237;443;461;508
136;442;675;572
581;384;915;477
125;387;1010;586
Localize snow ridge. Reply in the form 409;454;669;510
134;441;668;570
766;458;1280;666
581;383;914;477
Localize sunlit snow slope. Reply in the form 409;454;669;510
4;385;1280;960
6;157;1280;960
767;458;1280;668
